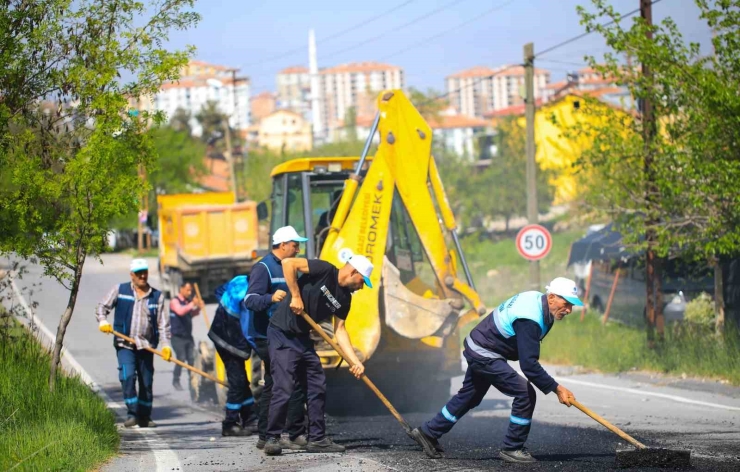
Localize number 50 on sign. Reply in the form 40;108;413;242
515;224;552;261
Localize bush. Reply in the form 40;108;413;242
684;292;715;326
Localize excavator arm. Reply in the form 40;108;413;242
319;90;486;363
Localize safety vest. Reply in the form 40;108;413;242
113;283;162;348
494;291;550;339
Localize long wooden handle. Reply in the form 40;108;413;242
193;283;210;328
110;330;227;388
299;311;412;435
571;399;646;449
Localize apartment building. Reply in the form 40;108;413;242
446;65;550;118
314;61;404;142
276;66;311;117
154;60;251;137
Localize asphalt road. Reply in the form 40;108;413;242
4;253;740;471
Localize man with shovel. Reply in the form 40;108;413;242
412;277;580;463
263;253;373;456
243;225;309;451
96;258;172;428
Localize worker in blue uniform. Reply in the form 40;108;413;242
411;277;581;464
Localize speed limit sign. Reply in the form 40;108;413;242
516;224;552;261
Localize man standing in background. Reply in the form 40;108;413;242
169;282;202;391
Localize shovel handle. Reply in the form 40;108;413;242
109;330;227;388
193;283;210;328
571;399;646;449
299;311;412;434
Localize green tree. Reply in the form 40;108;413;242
343;106;358;142
570;0;740;337
170;107;193;134
0;0;199;390
148;125;207;195
407;87;449;123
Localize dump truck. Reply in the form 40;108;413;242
197;90;487;412
157;192;261;299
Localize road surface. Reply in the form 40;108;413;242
4;253;740;471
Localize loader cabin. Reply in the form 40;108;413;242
258;156;428;287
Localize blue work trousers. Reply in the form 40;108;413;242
215;345;254;428
422;355;537;450
116;347;154;420
266;325;326;441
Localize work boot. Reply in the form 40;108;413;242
411;427;442;459
264;437;282;456
172;379;183;391
306;437;345;453
256;438;266;450
280;434;308;450
123;416;138;428
222;424;251;437
499;447;537;463
138;417;157;428
242;417;259;434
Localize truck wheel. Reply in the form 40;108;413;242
168;269;183;300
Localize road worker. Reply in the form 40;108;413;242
169;281;202;391
411;277;580;464
96;258;172;428
243;226;309;451
263;252;373;455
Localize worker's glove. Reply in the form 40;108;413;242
161;346;173;362
99;320;113;334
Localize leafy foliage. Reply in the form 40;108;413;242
0;0;200;389
571;0;740;262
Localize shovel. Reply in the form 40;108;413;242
572;399;691;468
299;310;415;439
107;330;228;388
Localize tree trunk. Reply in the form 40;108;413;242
655;256;664;342
48;254;86;392
715;259;725;335
646;245;657;348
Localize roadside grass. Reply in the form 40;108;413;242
0;320;119;472
541;313;740;385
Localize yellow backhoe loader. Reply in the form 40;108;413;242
195;89;486;412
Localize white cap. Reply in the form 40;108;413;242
546;277;583;306
130;258;149;273
347;254;374;288
272;226;308;245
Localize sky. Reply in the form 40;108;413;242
165;0;714;96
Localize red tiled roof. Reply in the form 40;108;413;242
543;80;567;90
320;61;401;74
188;60;236;71
428;114;490;129
483;98;544;118
252;91;276;100
161;75;244;90
448;65;550;79
279;66;309;74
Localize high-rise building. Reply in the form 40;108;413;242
446;65;550;118
276;66;311;117
154;60;251;137
314;61;404;141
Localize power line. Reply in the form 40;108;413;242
380;0;517;61
242;0;419;69
538;58;590;68
319;0;474;63
535;0;663;58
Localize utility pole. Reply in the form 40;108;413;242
524;42;540;290
223;117;238;202
641;0;662;344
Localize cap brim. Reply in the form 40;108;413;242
563;295;584;307
292;237;309;242
131;268;148;273
362;275;373;288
